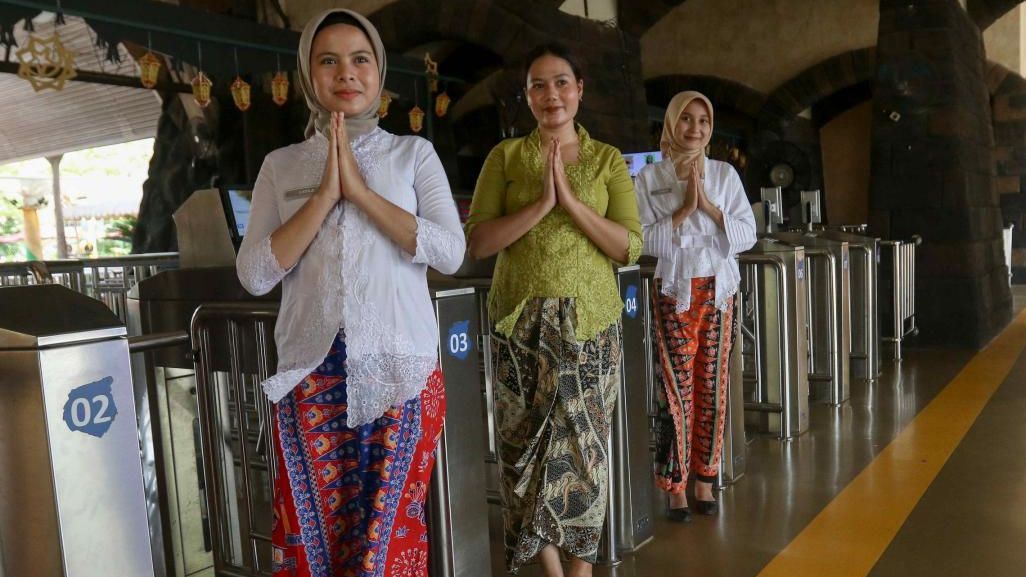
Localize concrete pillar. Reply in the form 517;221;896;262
47;155;67;259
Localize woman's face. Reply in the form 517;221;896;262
675;99;711;149
310;23;380;116
525;54;583;131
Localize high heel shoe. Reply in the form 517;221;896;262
666;507;692;523
694;500;718;516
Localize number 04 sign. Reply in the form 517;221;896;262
62;376;119;438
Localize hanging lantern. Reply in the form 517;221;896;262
435;91;451;118
191;71;213;108
230;77;251;111
271;71;289;106
16;34;76;92
409;105;425;133
138;51;161;89
424;52;439;93
378;92;392;118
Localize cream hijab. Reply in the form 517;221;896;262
297;8;387;140
659;91;714;182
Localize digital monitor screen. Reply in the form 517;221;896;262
623;151;662;178
225;188;252;238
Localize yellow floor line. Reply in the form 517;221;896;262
757;308;1026;577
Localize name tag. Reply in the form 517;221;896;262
285;187;316;200
650;187;674;196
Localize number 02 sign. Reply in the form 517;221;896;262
62;376;119;438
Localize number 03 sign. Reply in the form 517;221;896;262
62;376;119;438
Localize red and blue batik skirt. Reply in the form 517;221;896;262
271;333;446;577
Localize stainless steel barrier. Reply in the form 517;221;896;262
0;284;156;577
82;253;180;322
770;233;851;406
0;254;180;323
191;303;278;577
739;240;810;439
818;231;880;381
128;267;276;577
598;266;656;565
718;287;747;487
189;289;492;577
880;238;919;360
0;259;85;292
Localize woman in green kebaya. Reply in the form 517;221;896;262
465;43;642;577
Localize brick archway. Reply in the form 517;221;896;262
969;0;1025;30
645;74;766;119
758;47;877;131
365;0;650;150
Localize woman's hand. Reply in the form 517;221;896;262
540;137;558;212
693;163;726;229
684;162;700;213
671;161;700;227
315;112;344;205
552;139;580;211
335;112;370;203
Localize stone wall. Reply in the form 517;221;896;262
870;0;1012;346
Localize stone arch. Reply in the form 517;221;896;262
969;0;1024;31
758;47;877;131
987;60;1026;95
645;74;766;119
365;0;651;151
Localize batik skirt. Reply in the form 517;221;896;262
271;333;446;577
651;277;734;494
492;298;621;573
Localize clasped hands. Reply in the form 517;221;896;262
539;137;581;214
316;111;369;205
683;160;718;214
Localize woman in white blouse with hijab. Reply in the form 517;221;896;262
235;9;464;576
635;91;756;523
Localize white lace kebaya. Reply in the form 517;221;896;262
236;128;466;426
635;157;757;313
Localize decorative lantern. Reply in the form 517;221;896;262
16;34;76;92
230;77;251;111
138;51;161;88
271;71;289;106
191;71;213;108
409;105;425;133
424;52;439;93
378;92;392;118
435;91;451;118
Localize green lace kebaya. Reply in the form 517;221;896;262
466;125;643;340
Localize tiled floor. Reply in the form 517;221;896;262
491;288;1026;577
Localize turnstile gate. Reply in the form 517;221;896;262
0;285;156;577
739;240;810;439
188;288;492;577
770;232;851;406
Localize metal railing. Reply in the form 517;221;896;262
879;238;919;360
191;303;278;577
0;253;179;321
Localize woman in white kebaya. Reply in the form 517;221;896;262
235;8;464;576
634;91;756;523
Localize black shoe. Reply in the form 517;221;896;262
694;500;718;516
666;507;692;523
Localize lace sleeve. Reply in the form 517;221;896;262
626;230;643;265
412;216;465;273
237;235;292;295
411;138;466;274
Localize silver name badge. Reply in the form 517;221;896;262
285;187;316;200
651;187;674;196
